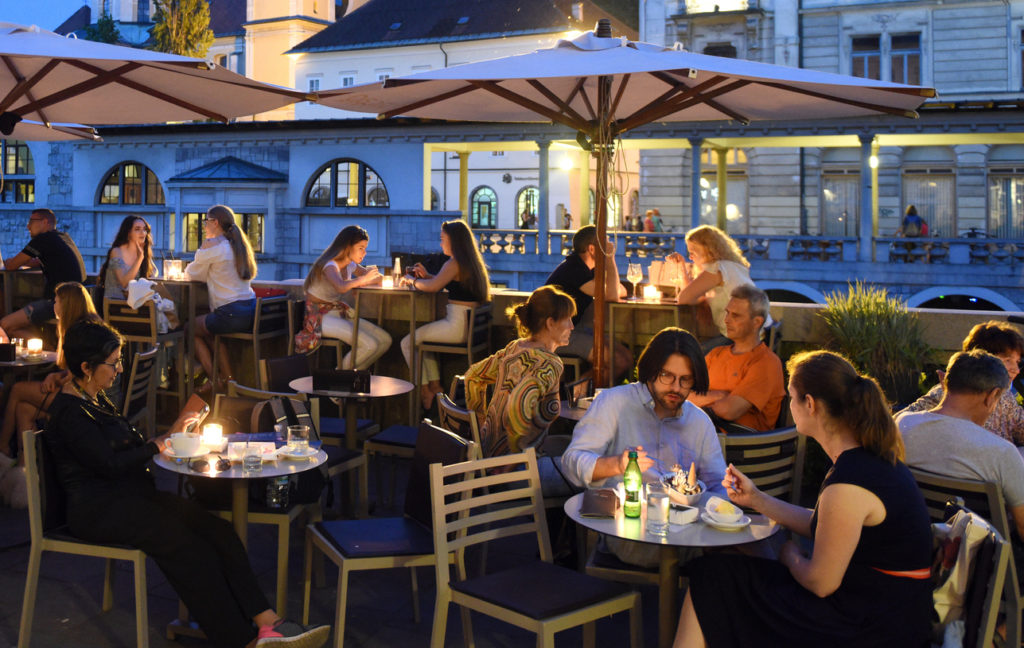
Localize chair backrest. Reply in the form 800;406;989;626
260;354;313;394
225;380;316;438
103;299;159;343
466;303;493;354
561;375;594;408
404;420;474;526
252;295;290;336
429;448;551;586
23;429;66;544
762;318;782;355
286;299;304;355
436;392;482;447
448;374;467;407
910;467;1011;541
121;345;159;431
212;392;261;434
719;426;805;505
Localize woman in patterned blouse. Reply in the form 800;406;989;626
899;321;1024;445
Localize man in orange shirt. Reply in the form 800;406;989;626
689;284;785;431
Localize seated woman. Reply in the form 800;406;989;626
0;282;99;469
400;220;491;410
297;225;392;369
45;319;329;648
98;215;156;300
673;350;933;648
465;285;577;495
185;205;257;392
668;225;754;350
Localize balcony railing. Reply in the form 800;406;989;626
875;238;1023;266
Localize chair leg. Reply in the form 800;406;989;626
629;595;643;648
539;626;557;648
134;555;149;648
212;336;220;385
409;567;420;624
276;519;289;618
302;528;314;626
252;339;262;389
17;546;42;648
581;621;595;648
334;563;350;648
429;592;450;648
102;558;115;612
459;597;474;648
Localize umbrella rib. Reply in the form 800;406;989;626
755;81;921;117
13;61;145;117
578;85;598;122
609;74;631;120
565;77;587;107
525;80;588;128
615;75;735;132
648;71;752;124
378;83;482;119
0;57;60;117
469;81;591;132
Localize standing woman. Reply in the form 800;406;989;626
669;225;753;347
184;205;257;391
98;215;156;300
297;225;392;369
673;351;933;648
400;219;490;410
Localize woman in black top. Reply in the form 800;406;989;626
44;319;329;648
399;219;491;409
673;351;933;648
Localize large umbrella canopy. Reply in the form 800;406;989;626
318;24;935;385
4;119;99;141
0;22;308;128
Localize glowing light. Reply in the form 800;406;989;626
558;156;574;171
643;285;661;301
868;155;879;169
202;423;223;447
26;338;43;355
381;276;395;289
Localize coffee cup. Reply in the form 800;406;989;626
169;432;201;456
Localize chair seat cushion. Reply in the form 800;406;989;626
320;418;377;439
45;526;141;552
451;560;630;620
323;445;362;468
367;425;417;448
589;546;658;573
314;517;433;558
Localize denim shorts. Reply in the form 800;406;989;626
205;298;256;335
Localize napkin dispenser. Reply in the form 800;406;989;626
313;369;371;393
0;343;13;362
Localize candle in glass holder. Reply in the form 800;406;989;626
642;285;660;301
201;423;223;446
381;276;395;289
163;259;183;281
26;338;43;355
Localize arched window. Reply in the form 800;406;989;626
587;188;620;229
304;158;389;208
1;139;34;204
516;186;538;227
430;187;440;211
470;186;496;228
98;162;165;205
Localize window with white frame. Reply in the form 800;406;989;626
307;77;321;93
375;69;392;82
851;33;921;84
699;149;749;234
471;186;497;228
852;36;881;80
98;162;164;206
903;169;955;237
820;171;860;237
305;158;389;209
1;139;34;204
183;212;263;253
890;33;921;85
340;72;355;87
988;169;1024;239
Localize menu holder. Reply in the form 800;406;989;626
580;488;620;518
0;343;14;362
313;368;371;393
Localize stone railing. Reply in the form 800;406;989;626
875;237;1024;265
476;229;540;256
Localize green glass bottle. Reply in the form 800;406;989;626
623;450;642;518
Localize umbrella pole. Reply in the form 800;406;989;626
592;74;613;388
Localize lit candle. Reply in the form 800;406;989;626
163;259;183;281
381;276;395;289
201;423;223;446
642;285;660;301
26;338;43;355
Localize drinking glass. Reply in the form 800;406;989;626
671;262;686;298
287;424;310;453
646;486;670;536
242;442;263;476
626;262;643;301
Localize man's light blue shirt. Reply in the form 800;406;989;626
562;382;727;494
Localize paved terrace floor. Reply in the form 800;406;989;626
0;464;663;648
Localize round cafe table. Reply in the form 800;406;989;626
0;350;58;414
564;490;780;648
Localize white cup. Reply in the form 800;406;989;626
169;432;201;456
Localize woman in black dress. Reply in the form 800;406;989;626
674;350;933;648
44;319;329;648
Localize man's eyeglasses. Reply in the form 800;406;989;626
655;371;695;388
100;356;123;369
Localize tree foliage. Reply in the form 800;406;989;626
150;0;215;58
84;13;120;44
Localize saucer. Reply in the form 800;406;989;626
700;511;751;532
278;446;318;459
163;448;206;460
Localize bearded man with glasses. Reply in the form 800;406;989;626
562;327;727;566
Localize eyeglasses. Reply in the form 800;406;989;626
100;356;123;369
655;371;695;388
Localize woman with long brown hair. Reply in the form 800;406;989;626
98;215;156;300
673;350;933;648
400;219;490;409
184;205;258;391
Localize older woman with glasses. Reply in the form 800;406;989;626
44;319;329;648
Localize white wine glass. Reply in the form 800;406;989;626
626;262;643;301
671;262;686;298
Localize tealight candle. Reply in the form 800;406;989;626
163;259;183;281
381;276;395;289
202;423;223;446
642;285;660;301
26;338;43;355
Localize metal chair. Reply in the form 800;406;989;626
428;447;642;648
435;391;482;447
121;345;160;439
19;430;150;648
212;295;289;390
302;420;474;647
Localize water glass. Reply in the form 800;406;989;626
646;489;670;536
274;423;288;445
287;425;310;452
242;442;263;476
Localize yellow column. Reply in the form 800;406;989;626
715;148;728;231
422;144;432;210
458;152;469;219
578;150;591;225
871;139;880;237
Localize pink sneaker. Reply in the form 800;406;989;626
256;620;330;648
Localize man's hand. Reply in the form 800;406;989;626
619;445;654;474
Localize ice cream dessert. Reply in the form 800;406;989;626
668;461;701;495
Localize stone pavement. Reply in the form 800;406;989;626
0;466;661;648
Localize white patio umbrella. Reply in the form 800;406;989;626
318;21;935;384
0;22;307;131
4;119;99;141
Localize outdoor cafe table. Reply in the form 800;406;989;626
0;350;58;409
564;490;780;648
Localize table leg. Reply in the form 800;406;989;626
344;400;367;517
658;545;680;648
351;292;362;371
408;292;417;425
231;479;248;548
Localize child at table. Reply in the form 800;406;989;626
298;225;392;369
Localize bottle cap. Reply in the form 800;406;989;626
628;450;638;459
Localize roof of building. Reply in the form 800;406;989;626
209;0;247;37
290;0;620;54
168;156;287;183
54;5;92;36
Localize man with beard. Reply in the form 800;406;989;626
562;327;726;566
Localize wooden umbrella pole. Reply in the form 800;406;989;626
591;71;613;388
